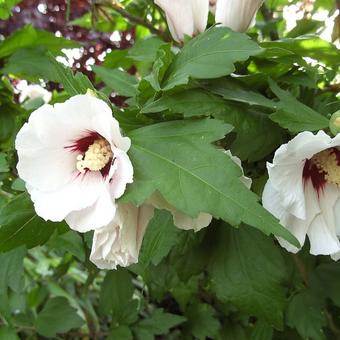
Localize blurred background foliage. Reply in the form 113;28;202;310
0;0;339;339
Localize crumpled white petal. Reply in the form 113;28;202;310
155;0;209;42
225;150;252;189
16;94;133;232
65;186;116;233
307;184;340;255
263;131;340;259
147;191;212;232
90;203;155;269
215;0;263;32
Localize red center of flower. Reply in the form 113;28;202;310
65;131;113;178
303;147;340;193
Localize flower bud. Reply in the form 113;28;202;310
155;0;209;42
329;110;340;136
215;0;263;32
86;88;97;97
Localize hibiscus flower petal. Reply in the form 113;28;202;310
268;131;333;219
65;187;116;232
307;184;340;255
27;171;103;223
16;105;77;191
109;150;134;199
155;0;194;42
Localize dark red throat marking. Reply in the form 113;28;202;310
65;131;101;153
303;159;326;194
302;147;340;194
64;131;113;178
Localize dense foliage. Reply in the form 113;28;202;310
0;0;339;339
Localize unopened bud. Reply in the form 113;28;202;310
329;110;340;136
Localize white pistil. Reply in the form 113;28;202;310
76;138;113;173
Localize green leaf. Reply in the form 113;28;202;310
139;210;178;267
49;55;96;96
11;178;25;192
135;309;186;339
0;86;17;143
99;269;137;324
250;321;274;340
0;25;79;58
162;27;262;90
206;78;276;109
0;108;15;143
0;247;25;293
128;36;165;62
35;297;84;337
141;89;227;117
0;326;19;340
0;194;60;252
0;153;9;172
109;326;133;340
311;263;340;307
214;103;283;162
144;44;173;91
124;119;299;247
209;224;287;328
0;0;21;20
47;230;85;262
286;290;326;340
218;322;247;340
286;19;324;38
3;48;58;82
261;36;340;66
184;304;220;340
93;65;138;97
0;247;25;319
269;80;329;132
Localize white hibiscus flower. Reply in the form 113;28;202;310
15;94;133;232
262;131;340;259
155;0;209;42
17;81;52;104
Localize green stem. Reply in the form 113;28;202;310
260;3;279;41
291;254;309;286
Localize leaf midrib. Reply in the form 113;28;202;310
132;143;271;228
0;214;36;246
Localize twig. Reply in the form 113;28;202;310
322;83;340;93
291;253;309;286
260;3;279;41
0;189;13;199
325;308;340;338
98;1;169;41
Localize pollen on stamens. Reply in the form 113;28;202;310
76;138;113;174
311;148;340;187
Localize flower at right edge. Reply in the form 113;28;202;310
262;131;340;260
